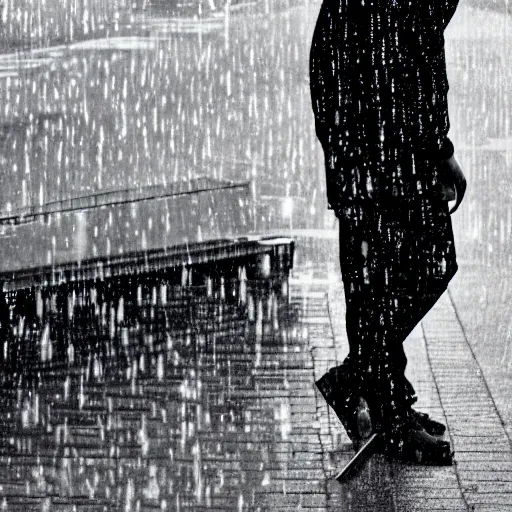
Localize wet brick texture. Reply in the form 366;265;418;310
0;239;511;510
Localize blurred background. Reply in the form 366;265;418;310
0;0;321;248
0;0;510;259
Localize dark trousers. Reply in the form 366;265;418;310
335;196;458;430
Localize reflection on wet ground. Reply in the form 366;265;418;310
0;240;316;510
3;235;512;510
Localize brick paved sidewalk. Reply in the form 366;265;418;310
1;242;511;511
290;256;512;511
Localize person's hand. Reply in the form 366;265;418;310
439;179;456;203
440;156;466;214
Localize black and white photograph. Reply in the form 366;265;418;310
0;0;510;510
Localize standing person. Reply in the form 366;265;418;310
310;0;466;463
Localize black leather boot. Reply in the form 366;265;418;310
316;369;372;442
410;409;446;436
383;425;453;465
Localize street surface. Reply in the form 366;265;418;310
1;238;512;511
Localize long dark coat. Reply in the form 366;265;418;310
309;0;459;211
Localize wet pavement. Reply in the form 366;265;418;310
1;237;512;511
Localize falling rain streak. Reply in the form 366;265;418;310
0;242;298;510
0;0;318;233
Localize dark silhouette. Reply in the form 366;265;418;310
310;0;466;464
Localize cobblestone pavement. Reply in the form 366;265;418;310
310;256;512;511
1;238;511;511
